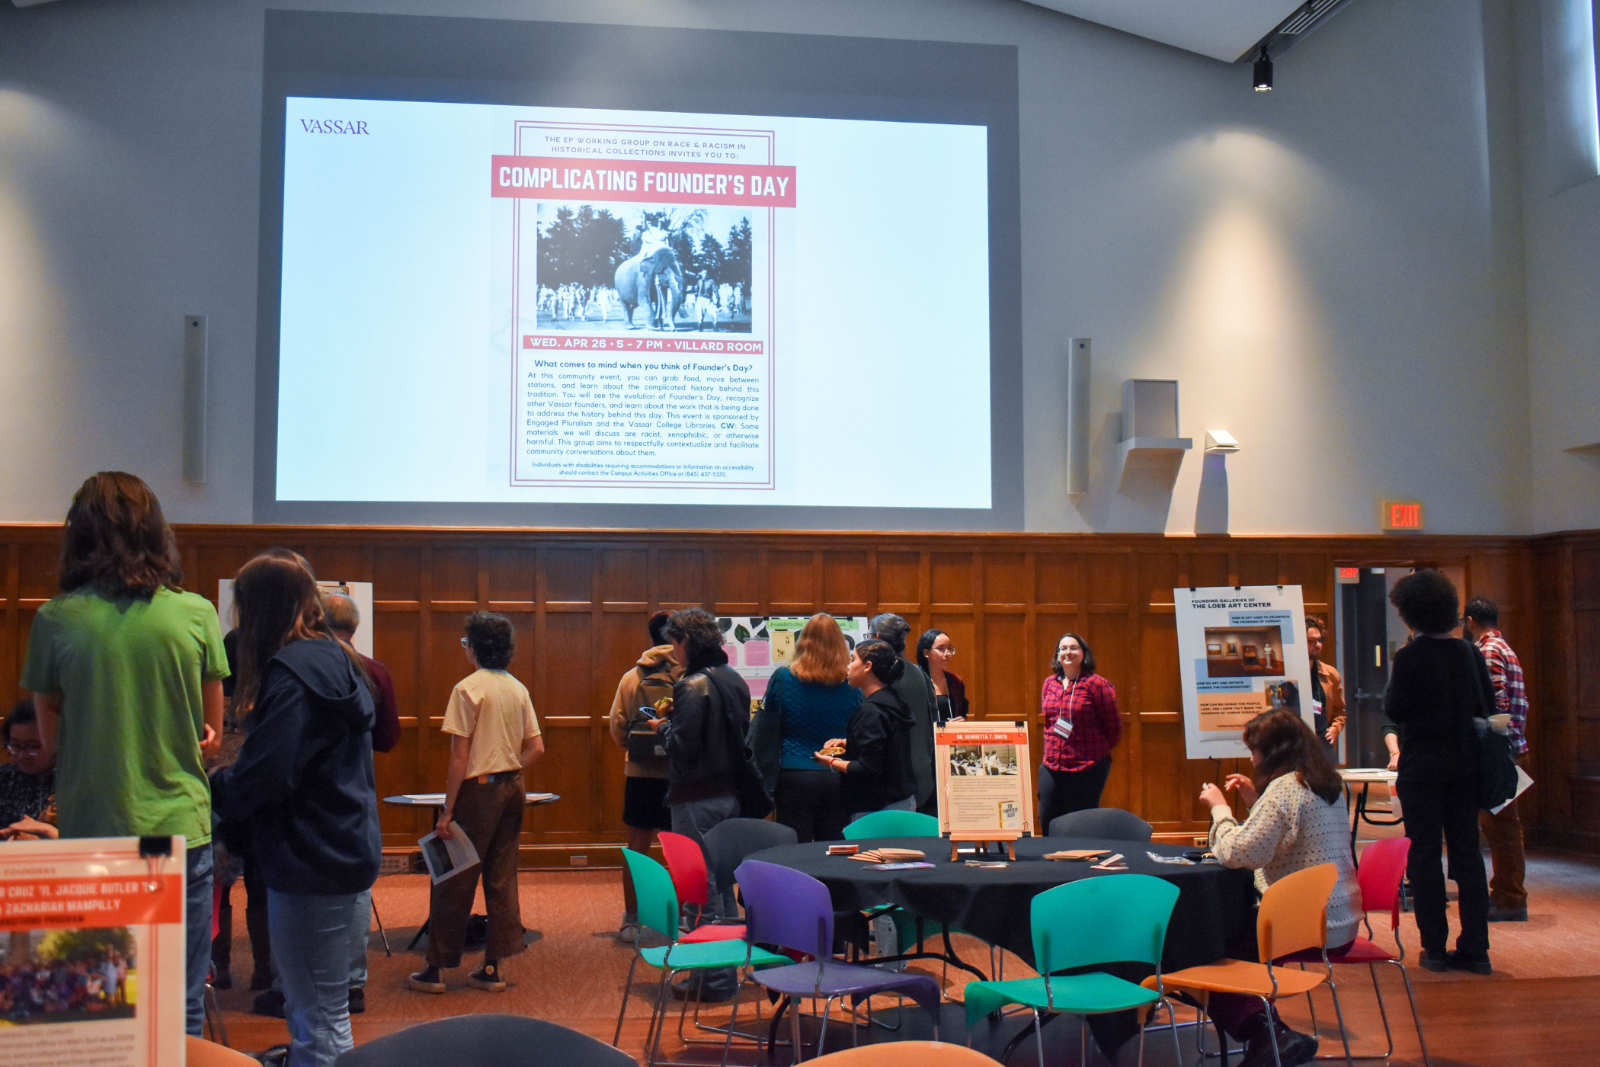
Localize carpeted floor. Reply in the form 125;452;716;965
212;846;1600;1063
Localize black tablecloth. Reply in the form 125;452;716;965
746;836;1256;972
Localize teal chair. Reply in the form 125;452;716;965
611;848;790;1067
842;809;941;839
963;873;1183;1067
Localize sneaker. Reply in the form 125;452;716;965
1487;905;1528;922
1444;950;1492;975
616;921;640;945
407;967;446;994
670;972;738;1003
250;989;285;1017
1238;1016;1317;1067
254;1044;289;1067
347;986;364;1014
1418;950;1449;972
468;963;507;992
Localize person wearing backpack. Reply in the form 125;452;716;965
605;611;681;943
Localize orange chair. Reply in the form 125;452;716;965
1146;863;1353;1067
1279;837;1430;1064
807;1040;998;1065
185;1036;262;1066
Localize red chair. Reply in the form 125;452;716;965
656;831;746;943
1281;837;1430;1064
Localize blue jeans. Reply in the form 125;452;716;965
269;889;359;1067
347;888;372;987
185;844;214;1037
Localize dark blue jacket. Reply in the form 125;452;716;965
213;638;380;895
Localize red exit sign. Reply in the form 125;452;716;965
1382;500;1425;531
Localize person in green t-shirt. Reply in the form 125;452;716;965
20;471;227;1037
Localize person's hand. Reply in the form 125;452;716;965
823;738;846;751
1198;781;1227;809
1223;773;1258;807
435;811;454;840
199;723;220;759
1324;725;1340;743
646;717;666;733
1386;749;1400;772
1;816;57;841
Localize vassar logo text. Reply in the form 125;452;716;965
299;119;371;135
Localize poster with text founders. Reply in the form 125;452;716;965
495;120;791;490
1174;586;1315;760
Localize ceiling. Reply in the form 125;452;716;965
1014;1;1317;63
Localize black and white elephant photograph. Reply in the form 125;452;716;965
533;203;755;333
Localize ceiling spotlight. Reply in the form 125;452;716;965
1252;45;1273;93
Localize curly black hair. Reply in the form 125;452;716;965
1389;568;1460;635
465;611;515;670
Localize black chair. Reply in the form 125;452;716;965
333;1014;635;1066
700;817;799;915
1047;807;1154;842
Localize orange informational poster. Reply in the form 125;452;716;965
0;837;187;1066
1174;586;1316;760
934;720;1034;841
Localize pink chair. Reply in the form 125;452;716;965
1280;836;1430;1064
657;831;747;944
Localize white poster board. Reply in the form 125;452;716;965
1175;586;1315;760
0;837;187;1066
934;720;1035;843
716;615;870;706
217;579;375;657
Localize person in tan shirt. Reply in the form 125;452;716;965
409;612;543;995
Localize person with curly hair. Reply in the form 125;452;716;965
21;471;227;1036
1383;568;1492;974
409;612;544;995
1037;632;1121;827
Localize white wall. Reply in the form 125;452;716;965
1515;0;1600;533
0;0;1553;533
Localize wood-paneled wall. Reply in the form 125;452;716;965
2;523;1586;864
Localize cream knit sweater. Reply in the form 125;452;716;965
1209;773;1362;947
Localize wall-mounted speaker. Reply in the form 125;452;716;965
1066;337;1091;494
183;314;208;484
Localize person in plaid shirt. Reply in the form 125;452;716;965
1463;596;1530;922
1037;632;1122;828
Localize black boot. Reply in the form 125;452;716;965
1237;1012;1317;1067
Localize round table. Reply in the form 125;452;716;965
747;835;1256;973
1338;767;1401;849
382;792;560;950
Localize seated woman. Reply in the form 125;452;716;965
1197;707;1361;1067
0;699;56;840
816;638;915;821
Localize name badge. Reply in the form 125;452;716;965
1052;717;1074;740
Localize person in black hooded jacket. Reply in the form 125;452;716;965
212;552;379;1067
818;638;916;819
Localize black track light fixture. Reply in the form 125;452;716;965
1252;45;1273;93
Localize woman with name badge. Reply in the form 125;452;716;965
1037;632;1121;828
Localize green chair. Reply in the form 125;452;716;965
963;873;1183;1067
611;848;790;1067
842;809;941;839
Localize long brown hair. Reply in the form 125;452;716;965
58;471;182;597
1242;707;1342;803
231;552;363;716
789;613;849;685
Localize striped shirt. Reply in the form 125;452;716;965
1474;629;1529;755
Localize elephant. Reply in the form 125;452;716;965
613;246;684;331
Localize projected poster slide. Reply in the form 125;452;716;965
1173;586;1314;760
0;837;187;1065
274;97;990;511
499;121;785;490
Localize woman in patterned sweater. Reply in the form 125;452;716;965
1196;707;1360;1067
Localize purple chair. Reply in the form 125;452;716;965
728;859;942;1063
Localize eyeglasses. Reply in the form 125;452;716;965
460;636;470;648
6;742;42;755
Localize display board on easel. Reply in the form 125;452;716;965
934;720;1034;860
1174;585;1315;760
0;836;187;1066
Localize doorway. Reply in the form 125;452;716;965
1334;566;1418;768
